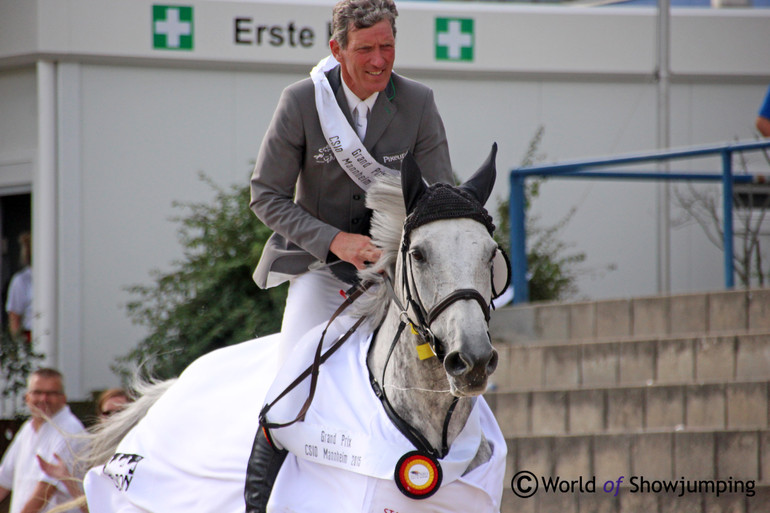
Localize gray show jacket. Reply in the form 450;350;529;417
250;65;453;288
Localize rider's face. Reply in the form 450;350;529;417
330;20;395;101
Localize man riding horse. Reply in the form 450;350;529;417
249;0;453;363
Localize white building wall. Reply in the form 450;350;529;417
0;0;768;397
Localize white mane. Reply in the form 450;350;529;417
351;174;406;325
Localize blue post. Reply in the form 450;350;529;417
721;150;734;289
509;173;529;303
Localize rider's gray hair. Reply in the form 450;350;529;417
331;0;398;49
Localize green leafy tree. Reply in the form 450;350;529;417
116;173;287;380
495;127;587;301
1;332;43;417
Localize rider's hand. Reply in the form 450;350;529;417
330;232;382;270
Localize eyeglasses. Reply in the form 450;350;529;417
28;390;64;397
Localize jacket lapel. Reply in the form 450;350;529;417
327;67;356;128
364;76;397;146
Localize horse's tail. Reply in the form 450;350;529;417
81;378;177;470
45;379;176;513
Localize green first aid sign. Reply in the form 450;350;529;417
153;5;194;50
435;18;473;62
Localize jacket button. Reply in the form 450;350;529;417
352;218;360;225
353;194;362;200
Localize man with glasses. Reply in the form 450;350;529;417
0;368;85;513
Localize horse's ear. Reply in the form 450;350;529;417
459;143;497;206
401;151;427;215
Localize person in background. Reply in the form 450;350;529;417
249;0;453;362
756;85;770;137
95;388;131;420
6;232;32;342
33;388;133;513
0;368;86;513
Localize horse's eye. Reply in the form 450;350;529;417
410;249;425;262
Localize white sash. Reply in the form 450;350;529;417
310;55;397;191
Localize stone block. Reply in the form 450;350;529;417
746;487;770;513
619;488;658;513
632;296;669;337
597;300;632;339
495;392;530;437
726;382;767;429
761;432;770;490
491;344;513;390
607;388;644;432
619;340;656;385
716;432;760;481
532;391;567;434
577;491;619;513
632;433;673;480
582;343;619;386
594;435;631;482
674;432;715;480
735;334;770;381
748;289;770;331
553;436;592;479
537;303;570;342
646;386;685;429
658;491;703;513
508;345;545;390
704;493;746;513
569;301;596;340
569;389;605;434
696;336;736;381
686;384;726;429
538;490;578;513
657;339;694;383
516;436;551;477
502;490;536;513
544;345;580;388
490;303;536;344
671;293;708;335
708;290;748;333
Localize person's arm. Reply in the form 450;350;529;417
250;85;341;262
36;454;86;510
8;311;22;337
0;485;10;503
756;115;770;138
18;481;58;513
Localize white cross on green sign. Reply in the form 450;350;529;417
435;18;474;62
153;5;194;50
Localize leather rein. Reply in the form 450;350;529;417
259;237;493;460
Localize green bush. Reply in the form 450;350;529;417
116;174;287;380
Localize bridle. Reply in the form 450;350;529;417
384;233;493;363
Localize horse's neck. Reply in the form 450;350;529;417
368;306;474;453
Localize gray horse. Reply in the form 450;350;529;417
83;145;508;513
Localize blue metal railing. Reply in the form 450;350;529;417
509;139;770;304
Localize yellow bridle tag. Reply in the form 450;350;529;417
416;343;436;360
410;323;419;335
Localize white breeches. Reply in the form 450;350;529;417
279;269;348;364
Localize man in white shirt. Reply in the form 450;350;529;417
0;368;85;513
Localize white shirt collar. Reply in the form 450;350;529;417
340;77;378;117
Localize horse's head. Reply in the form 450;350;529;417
396;144;507;397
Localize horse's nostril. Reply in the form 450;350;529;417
444;351;471;377
487;350;499;375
